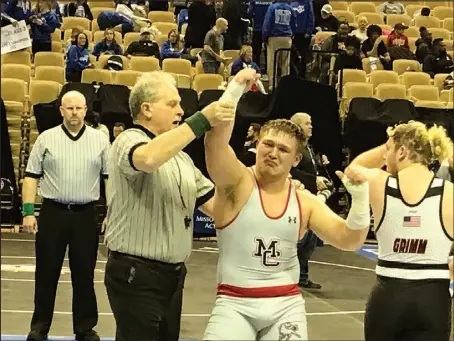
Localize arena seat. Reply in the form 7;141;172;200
162;59;192;77
415;16;441;29
156;34;167;46
415;100;446;108
29;80;62;111
392;59;421;75
97;54;129;69
424;1;451;9
113;70;142;87
153;22;178;36
357;12;384;25
386;14;412;27
330;1;348;11
433;6;453;21
34;52;65;68
405;26;420;39
433;73;450;91
1;64;31;85
350;2;376;15
148;11;175;23
91;19;100;32
81;68;113;84
370;70;399;89
62;17;91;31
51;29;62;42
129;56;160;72
1;51;31;66
408;85;440;102
90;7;114;19
222;50;240;66
193;74;224;93
1;78;27;105
405;5;423;17
443;18;453;32
34;66;65;85
376;84;407;100
430;28;451;40
400;72;431;89
123;32;141;50
51;41;63;53
332;10;356;23
343;82;374;100
97;84;131;115
198;90;223;110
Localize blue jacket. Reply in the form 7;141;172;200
92;40;123;58
231;57;261;76
30;10;60;43
66;45;90;72
3;0;32;22
262;2;296;40
247;0;273;32
161;40;182;59
97;10;131;27
291;0;314;35
177;8;188;32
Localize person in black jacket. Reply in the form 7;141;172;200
423;38;454;78
185;0;216;49
66;0;93;20
125;27;160;58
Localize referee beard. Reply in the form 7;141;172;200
103;71;239;341
22;91;110;341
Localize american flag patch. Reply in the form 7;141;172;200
403;216;421;227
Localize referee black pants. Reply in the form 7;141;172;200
31;199;99;335
104;251;187;341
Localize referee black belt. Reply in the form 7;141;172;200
109;250;184;269
43;199;95;212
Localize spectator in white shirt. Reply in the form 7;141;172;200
351;16;368;42
115;0;152;32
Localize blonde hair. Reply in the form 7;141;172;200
386;121;453;165
240;45;252;58
260;119;307;153
129;71;176;119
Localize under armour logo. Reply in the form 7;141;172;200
288;216;297;224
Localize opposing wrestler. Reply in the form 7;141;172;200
202;72;372;340
349;121;453;341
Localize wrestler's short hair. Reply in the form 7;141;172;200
259;119;307;153
387;120;453;166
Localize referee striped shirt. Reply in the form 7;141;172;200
104;124;214;264
25;124;110;204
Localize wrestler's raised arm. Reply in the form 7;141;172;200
204;69;260;191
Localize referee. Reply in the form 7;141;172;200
103;70;255;341
22;91;110;341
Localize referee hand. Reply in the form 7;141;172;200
202;101;236;127
23;216;38;234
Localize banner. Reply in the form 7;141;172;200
193;209;216;236
1;20;31;55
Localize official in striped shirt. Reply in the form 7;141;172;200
103;70;244;341
22;91;110;341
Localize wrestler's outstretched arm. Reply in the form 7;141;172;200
204;69;260;190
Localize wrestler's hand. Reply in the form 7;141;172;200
201;101;236;127
232;68;261;92
22;215;38;234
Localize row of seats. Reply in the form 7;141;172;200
330;2;452;14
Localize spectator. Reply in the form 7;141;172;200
66;0;93;20
320;23;351;83
115;0;150;32
351;16;368;42
125;26;160;58
112;122;125;140
240;122;261;167
177;6;188;32
231;45;261;76
185;0;216;49
85;112;110;139
247;0;273;74
291;0;315;78
65;26;84;53
49;0;61;23
66;32;93;82
387;23;409;49
311;0;328;31
262;0;296;90
92;28;123;59
3;0;32;22
413;6;430;19
361;24;391;70
29;0;61;55
315;4;340;32
97;10;134;35
334;35;363;76
415;26;432;63
201;18;228;74
379;1;405;16
173;0;188;17
221;0;246;49
423;39;454;78
161;29;198;65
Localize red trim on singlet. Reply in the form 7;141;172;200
217;283;300;298
256;175;292;220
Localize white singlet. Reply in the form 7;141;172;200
375;176;453;280
204;171;307;341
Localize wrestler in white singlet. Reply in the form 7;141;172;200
204;169;306;341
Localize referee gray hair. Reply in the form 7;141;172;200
129;71;177;120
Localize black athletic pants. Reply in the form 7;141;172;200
104;251;187;341
31;199;99;334
252;30;266;73
292;32;311;78
365;275;452;341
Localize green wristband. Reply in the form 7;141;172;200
22;203;35;217
185;111;211;139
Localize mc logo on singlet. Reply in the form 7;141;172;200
254;238;281;267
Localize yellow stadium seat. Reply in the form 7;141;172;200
34;52;65;68
415;16;441;29
401;72;431;89
392;59;421;75
370;70;399;89
113;70;142;87
408;85;440;101
148;11;175;23
1;64;31;84
376;84;407;100
193;74;224;93
350;2;377;15
162;58;192;77
129;57;160;72
1;51;32;66
81;69;113;84
34;66;66;85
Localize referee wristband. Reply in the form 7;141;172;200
185;111;211;139
22;203;35;217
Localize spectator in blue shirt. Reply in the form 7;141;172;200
262;0;296;90
230;45;261;75
161;29;198;65
66;32;93;82
97;10;133;35
291;0;314;77
92;28;123;60
29;0;61;55
3;0;32;22
247;0;273;73
177;7;188;32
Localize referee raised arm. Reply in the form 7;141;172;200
21;91;110;341
103;71;235;341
